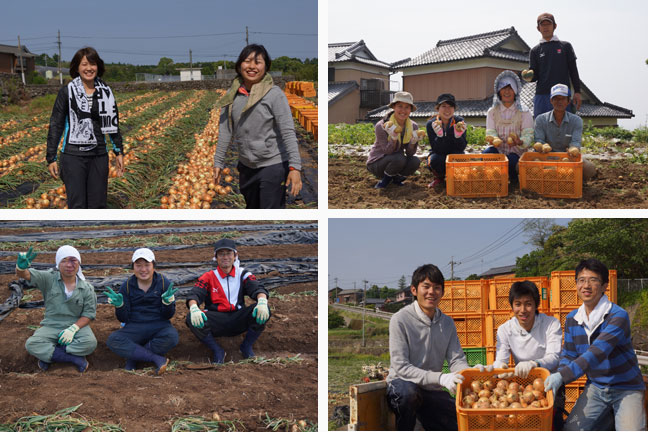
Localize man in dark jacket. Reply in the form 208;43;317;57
105;248;179;375
185;239;270;363
522;13;582;118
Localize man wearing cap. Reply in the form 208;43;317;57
185;239;270;363
16;245;97;372
425;93;467;188
534;83;596;180
105;248;178;374
367;91;424;188
483;70;534;183
522;13;582;118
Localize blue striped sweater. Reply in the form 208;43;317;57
558;303;645;390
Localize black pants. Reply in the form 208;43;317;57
185;304;270;340
59;153;109;209
237;161;288;209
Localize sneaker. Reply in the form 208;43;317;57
38;360;50;371
374;175;392;189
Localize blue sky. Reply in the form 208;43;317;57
1;0;317;65
328;0;648;130
328;218;571;290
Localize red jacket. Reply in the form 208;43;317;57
187;264;267;312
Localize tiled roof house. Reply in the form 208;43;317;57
368;27;632;127
328;40;392;124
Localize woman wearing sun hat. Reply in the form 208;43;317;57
366;91;425;188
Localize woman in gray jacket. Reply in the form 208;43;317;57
213;44;302;209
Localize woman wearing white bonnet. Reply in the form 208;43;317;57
15;244;97;372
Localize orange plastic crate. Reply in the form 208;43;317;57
564;377;588;418
487;277;550;313
456;367;554;431
550;270;617;308
439;280;489;313
446;154;508;198
485;346;514;367
518;152;582;198
485;311;513;347
447;313;486;347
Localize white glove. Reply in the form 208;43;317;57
383;122;400;141
439;372;464;394
514;360;538;379
252;297;270;324
473;364;494;372
492;360;513;378
189;304;207;328
58;324;79;345
431;120;443;137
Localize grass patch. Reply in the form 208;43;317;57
328;351;390;394
171;416;244;431
262;414;316;432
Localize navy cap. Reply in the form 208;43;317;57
214;238;237;254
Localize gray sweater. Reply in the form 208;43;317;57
387;302;469;390
215;85;302;170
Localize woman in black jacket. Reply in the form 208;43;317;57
46;47;124;208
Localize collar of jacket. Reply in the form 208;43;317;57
216;73;274;113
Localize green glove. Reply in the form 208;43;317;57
58;324;80;345
17;246;37;270
161;283;178;305
105;288;124;308
189;304;207;328
252;297;270;325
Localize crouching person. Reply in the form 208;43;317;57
386;264;469;430
17;245;97;372
105;248;178;375
185;239;270;363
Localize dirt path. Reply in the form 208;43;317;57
328;155;648;208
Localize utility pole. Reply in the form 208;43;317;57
189;49;193;80
17;36;25;85
362;280;368;347
57;30;62;85
449;256;461;280
245;26;249;45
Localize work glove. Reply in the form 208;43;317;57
439;372;464;394
161;283;178;305
431;120;443;137
568;147;581;158
453;121;467;138
492;361;514;378
514;360;538;379
383;121;400;141
409;130;425;145
105;288;124;308
189;304;207;328
252;297;270;325
17;246;37;270
473;364;494;372
521;69;534;82
58;324;80;345
544;372;563;396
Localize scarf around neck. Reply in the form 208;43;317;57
388;113;413;146
67;76;118;147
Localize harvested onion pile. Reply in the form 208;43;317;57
461;376;548;410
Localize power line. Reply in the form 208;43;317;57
63;31;243;40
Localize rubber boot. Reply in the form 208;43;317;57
51;345;88;372
124;359;137;371
392;175;407;186
374;174;393;189
240;329;262;359
200;335;226;364
38;360;50;371
129;345;169;375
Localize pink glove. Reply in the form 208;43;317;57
454;121;466;138
431;120;443;137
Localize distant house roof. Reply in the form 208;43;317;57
0;44;35;58
367;81;634;120
337;289;364;296
36;65;69;74
365;298;386;305
479;265;517;278
329;40;391;69
395;27;529;69
328;80;358;106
